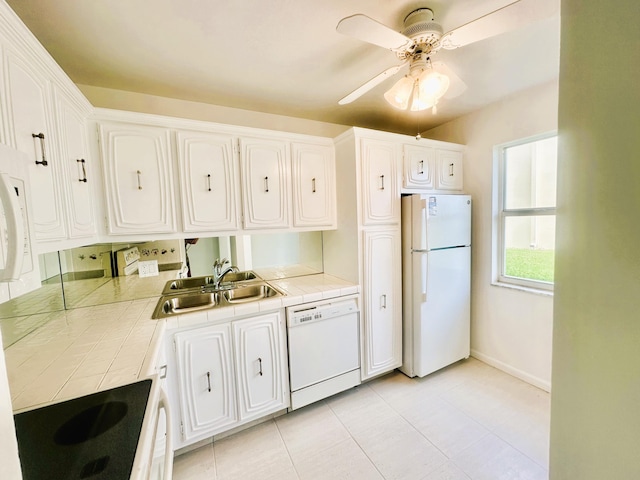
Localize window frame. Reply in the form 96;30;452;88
494;131;557;292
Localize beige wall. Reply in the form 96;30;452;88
550;0;640;478
426;81;558;390
79;84;350;138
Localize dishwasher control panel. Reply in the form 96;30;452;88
287;299;359;327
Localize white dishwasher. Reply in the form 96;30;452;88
287;296;361;410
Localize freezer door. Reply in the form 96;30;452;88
420;194;471;250
413;246;470;377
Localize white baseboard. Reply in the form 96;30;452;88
470;349;551;392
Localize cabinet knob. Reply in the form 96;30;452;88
206;371;212;392
418;160;424;175
264;176;269;193
258;358;263;376
312;177;316;193
379;175;385;190
449;163;454;176
136;170;143;190
207;173;212;192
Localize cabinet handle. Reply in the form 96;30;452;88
32;133;48;166
206;371;212;392
264;176;269;193
379;174;385;190
312;177;316;193
136;170;142;190
207;173;212;192
418;160;424;175
258;358;263;376
449;163;454;176
381;294;387;309
77;159;87;183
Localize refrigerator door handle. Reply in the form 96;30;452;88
421;253;428;302
419;198;428;250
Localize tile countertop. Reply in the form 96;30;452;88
4;273;359;412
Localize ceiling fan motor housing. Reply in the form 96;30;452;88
402;8;443;45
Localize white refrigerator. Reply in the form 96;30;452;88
401;194;471;378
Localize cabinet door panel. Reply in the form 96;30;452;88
436;149;464;191
240;138;289;229
291;142;336;227
362;228;402;379
403;144;435;190
360;139;398;225
99;123;176;234
174;324;237;442
177;131;238;232
5;50;65;240
233;312;287;421
55;90;95;238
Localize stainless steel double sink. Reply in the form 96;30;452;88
153;271;283;319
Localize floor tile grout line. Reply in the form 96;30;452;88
324;391;389;480
272;416;303;480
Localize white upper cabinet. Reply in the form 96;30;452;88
291;141;336;228
239;137;290;230
3;47;66;241
233;312;288;422
176;131;239;233
435;149;464;191
99;122;177;234
54;87;96;238
360;138;399;225
403;144;435;190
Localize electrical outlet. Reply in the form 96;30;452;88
138;260;159;278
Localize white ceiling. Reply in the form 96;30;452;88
6;0;560;135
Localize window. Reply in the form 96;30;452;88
495;133;557;290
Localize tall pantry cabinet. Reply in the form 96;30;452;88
323;128;403;380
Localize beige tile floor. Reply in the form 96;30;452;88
172;358;550;480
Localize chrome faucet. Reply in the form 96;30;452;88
212;258;238;289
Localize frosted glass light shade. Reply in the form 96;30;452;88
384;68;450;112
384;76;415;110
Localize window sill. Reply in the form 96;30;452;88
491;281;554;297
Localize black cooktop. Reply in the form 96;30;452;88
14;379;152;480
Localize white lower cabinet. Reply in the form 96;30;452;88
233;312;288;422
170;310;288;448
173;323;237;444
361;227;402;380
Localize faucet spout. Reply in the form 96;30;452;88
212;258;239;289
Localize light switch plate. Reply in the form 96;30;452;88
138;260;159;277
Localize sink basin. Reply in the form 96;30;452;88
163;276;214;293
220;270;259;283
157;292;219;316
162;271;260;294
223;284;282;304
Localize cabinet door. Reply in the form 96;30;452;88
176;131;239;232
362;227;402;380
99;122;176;234
360;139;399;225
54;88;96;238
291;142;336;228
239;137;290;229
5;49;66;241
233;312;288;421
436;149;464;191
403;144;435;190
174;324;237;443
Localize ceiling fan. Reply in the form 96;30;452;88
336;0;545;113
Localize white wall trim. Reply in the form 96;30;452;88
471;349;551;392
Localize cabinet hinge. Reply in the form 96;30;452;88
172;339;177;352
180;421;184;436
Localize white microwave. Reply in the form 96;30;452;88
0;143;40;302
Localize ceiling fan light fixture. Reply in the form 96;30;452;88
417;69;450;99
384;75;415;110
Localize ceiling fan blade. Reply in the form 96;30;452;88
431;62;468;99
338;64;406;105
439;0;558;50
336;14;413;52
